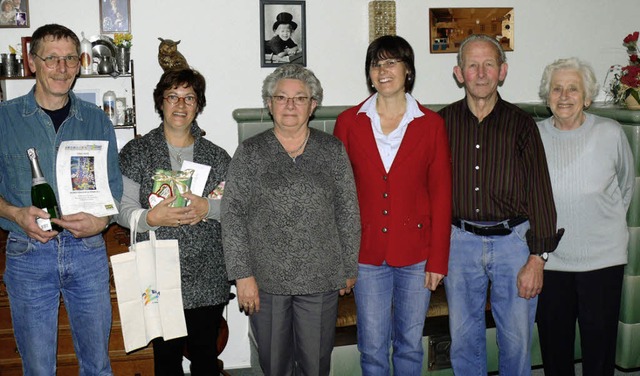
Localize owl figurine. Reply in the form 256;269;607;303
157;38;189;72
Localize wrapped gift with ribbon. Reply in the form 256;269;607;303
149;169;194;208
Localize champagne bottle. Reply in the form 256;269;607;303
26;148;61;232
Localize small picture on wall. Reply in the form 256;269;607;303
100;0;130;33
260;0;306;67
0;0;29;28
115;97;126;125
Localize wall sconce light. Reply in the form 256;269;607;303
369;1;396;43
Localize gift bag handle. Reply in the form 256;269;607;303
128;208;157;250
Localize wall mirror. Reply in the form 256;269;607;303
429;8;514;54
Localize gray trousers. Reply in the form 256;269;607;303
250;290;339;376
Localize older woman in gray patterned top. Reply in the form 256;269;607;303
221;64;360;376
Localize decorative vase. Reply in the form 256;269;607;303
625;94;640;110
116;46;131;74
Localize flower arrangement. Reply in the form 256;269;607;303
610;31;640;106
113;33;133;49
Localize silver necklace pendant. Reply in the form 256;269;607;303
167;141;185;165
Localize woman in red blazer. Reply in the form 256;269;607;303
333;35;452;375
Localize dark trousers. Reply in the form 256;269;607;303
537;265;624;376
250;290;339;376
153;304;225;376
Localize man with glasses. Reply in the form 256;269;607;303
0;24;122;374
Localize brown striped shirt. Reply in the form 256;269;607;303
439;96;563;254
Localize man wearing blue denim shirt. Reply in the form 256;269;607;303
0;24;122;375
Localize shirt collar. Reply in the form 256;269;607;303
358;92;425;120
23;86;84;121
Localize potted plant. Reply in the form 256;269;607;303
610;31;640;109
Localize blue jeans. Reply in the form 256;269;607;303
4;231;113;376
355;261;431;376
444;222;536;376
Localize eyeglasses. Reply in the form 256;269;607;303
163;95;197;106
370;59;402;70
271;95;310;106
33;54;80;69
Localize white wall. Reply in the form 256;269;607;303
2;0;636;155
1;0;637;368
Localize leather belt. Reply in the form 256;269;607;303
452;216;527;236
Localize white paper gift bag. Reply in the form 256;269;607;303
110;209;187;352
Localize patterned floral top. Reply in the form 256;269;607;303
221;128;361;295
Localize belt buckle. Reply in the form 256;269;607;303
462;220;512;236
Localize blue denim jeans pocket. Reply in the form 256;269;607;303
510;220;530;244
6;232;37;257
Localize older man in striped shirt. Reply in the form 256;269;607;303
438;34;564;376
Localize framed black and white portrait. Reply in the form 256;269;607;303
0;0;29;28
100;0;130;33
260;0;306;68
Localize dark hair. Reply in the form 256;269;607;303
30;24;80;56
365;35;416;94
153;68;207;120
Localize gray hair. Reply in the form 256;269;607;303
538;57;599;104
261;64;323;107
457;34;507;67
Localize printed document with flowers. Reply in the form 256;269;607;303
56;140;119;217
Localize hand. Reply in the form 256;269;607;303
146;196;197;228
52;212;109;238
517;255;545;299
17;206;59;243
339;278;356;296
181;192;209;225
237;276;260;315
425;272;445;291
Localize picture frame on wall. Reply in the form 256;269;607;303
115;97;126;125
0;0;29;28
260;0;306;68
21;36;32;76
99;0;131;34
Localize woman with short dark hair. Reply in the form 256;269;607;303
334;35;452;375
118;68;230;375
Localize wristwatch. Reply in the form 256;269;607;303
539;252;549;262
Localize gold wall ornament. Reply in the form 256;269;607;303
368;1;396;43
